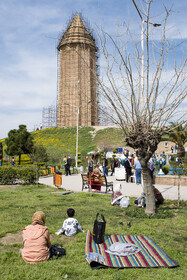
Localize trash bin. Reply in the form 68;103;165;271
54;171;62;188
43;169;48;176
51;166;56;174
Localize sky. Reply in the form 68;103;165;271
0;0;187;139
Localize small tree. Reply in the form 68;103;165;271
30;144;49;166
5;125;34;165
168;122;187;157
30;144;49;186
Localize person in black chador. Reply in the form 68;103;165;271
111;158;117;176
124;154;132;183
65;156;71;176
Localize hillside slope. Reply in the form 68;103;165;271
1;126;178;166
32;126;125;160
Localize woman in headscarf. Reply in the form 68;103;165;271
22;211;51;263
89;165;102;191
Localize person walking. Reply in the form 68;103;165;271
11;157;15;166
64;155;71;176
124;154;132;183
66;156;72;175
111;158;117;176
134;158;141;184
102;156;108;176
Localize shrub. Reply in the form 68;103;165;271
0;165;36;184
57;164;61;170
162;165;170;175
0;166;17;184
16;165;36;184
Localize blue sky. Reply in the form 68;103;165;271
0;0;187;139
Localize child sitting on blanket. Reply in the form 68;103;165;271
55;208;84;237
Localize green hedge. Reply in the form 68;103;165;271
162;165;170;175
0;165;36;185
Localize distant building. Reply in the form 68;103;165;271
57;14;98;127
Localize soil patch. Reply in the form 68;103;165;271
0;231;23;245
0;185;20;189
0;231;76;246
58;235;77;244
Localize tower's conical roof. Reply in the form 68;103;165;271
57;14;96;50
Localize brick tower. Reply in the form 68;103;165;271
57;14;98;127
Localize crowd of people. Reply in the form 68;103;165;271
87;149;182;185
87;152;145;185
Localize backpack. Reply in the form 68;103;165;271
93;213;106;244
50;244;66;258
154;187;164;205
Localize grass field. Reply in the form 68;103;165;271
0;184;186;280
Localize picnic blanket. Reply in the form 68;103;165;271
85;230;179;269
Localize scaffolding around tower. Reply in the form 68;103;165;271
57;13;99;127
42;105;57;129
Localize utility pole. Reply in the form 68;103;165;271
65;100;92;169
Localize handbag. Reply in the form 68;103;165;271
93;213;106;244
50;244;66;258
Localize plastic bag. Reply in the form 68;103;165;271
111;192;124;205
120;197;130;208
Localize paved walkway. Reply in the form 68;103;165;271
39;174;187;201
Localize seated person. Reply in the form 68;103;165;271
154;186;164;205
22;211;51;263
89;165;102;191
55;208;84;237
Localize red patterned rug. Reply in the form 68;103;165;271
85;230;179;269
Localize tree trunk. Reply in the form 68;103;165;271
35;163;39;187
19;154;21;165
177;146;185;158
141;163;156;215
178;175;181;207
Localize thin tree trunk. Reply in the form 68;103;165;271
19;154;21;165
141;164;156;215
36;163;39;187
178;175;180;207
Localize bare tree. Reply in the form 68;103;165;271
97;0;187;214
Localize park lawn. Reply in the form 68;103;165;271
0;185;186;280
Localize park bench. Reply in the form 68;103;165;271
81;174;113;193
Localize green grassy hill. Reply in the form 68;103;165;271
0;126;171;166
31;126;125;164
